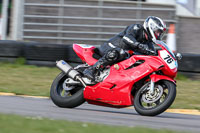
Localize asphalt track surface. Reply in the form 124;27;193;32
0;95;200;133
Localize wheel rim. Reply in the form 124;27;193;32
139;83;169;109
56;75;82;98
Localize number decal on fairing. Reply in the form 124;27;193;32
163;55;173;64
160;50;177;69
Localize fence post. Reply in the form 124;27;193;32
136;0;142;24
57;0;65;44
97;0;104;45
1;0;9;40
12;0;24;40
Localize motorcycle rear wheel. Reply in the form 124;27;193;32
50;72;85;108
134;80;176;116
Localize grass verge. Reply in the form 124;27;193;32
0;62;59;96
0;113;186;133
0;62;199;110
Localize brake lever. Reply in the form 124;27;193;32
146;49;156;55
150;50;156;55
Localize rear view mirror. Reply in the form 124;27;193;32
176;53;182;60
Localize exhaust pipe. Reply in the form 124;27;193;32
56;60;86;87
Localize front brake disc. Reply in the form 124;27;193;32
142;85;163;104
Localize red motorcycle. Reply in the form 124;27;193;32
50;40;182;116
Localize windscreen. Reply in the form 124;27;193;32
155;40;176;59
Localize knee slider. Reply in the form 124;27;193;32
105;50;119;62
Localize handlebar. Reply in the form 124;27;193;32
146;49;156;55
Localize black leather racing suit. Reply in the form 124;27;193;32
98;24;154;62
83;24;154;80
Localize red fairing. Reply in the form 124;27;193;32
73;42;178;108
84;55;164;107
157;49;177;79
150;74;176;84
73;44;98;65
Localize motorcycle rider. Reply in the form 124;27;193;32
83;16;166;81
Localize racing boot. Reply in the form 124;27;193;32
83;58;107;81
83;48;124;81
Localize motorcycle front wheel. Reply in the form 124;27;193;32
134;80;176;116
50;72;85;108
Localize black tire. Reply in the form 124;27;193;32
134;80;176;116
24;42;82;63
178;53;200;73
50;72;85;108
0;40;24;57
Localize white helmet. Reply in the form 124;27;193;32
143;16;166;42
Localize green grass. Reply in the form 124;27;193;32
172;80;200;110
0;61;199;110
0;62;60;96
0;113;186;133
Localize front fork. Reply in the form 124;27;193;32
149;79;155;95
149;73;176;94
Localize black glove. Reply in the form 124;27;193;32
138;43;155;55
